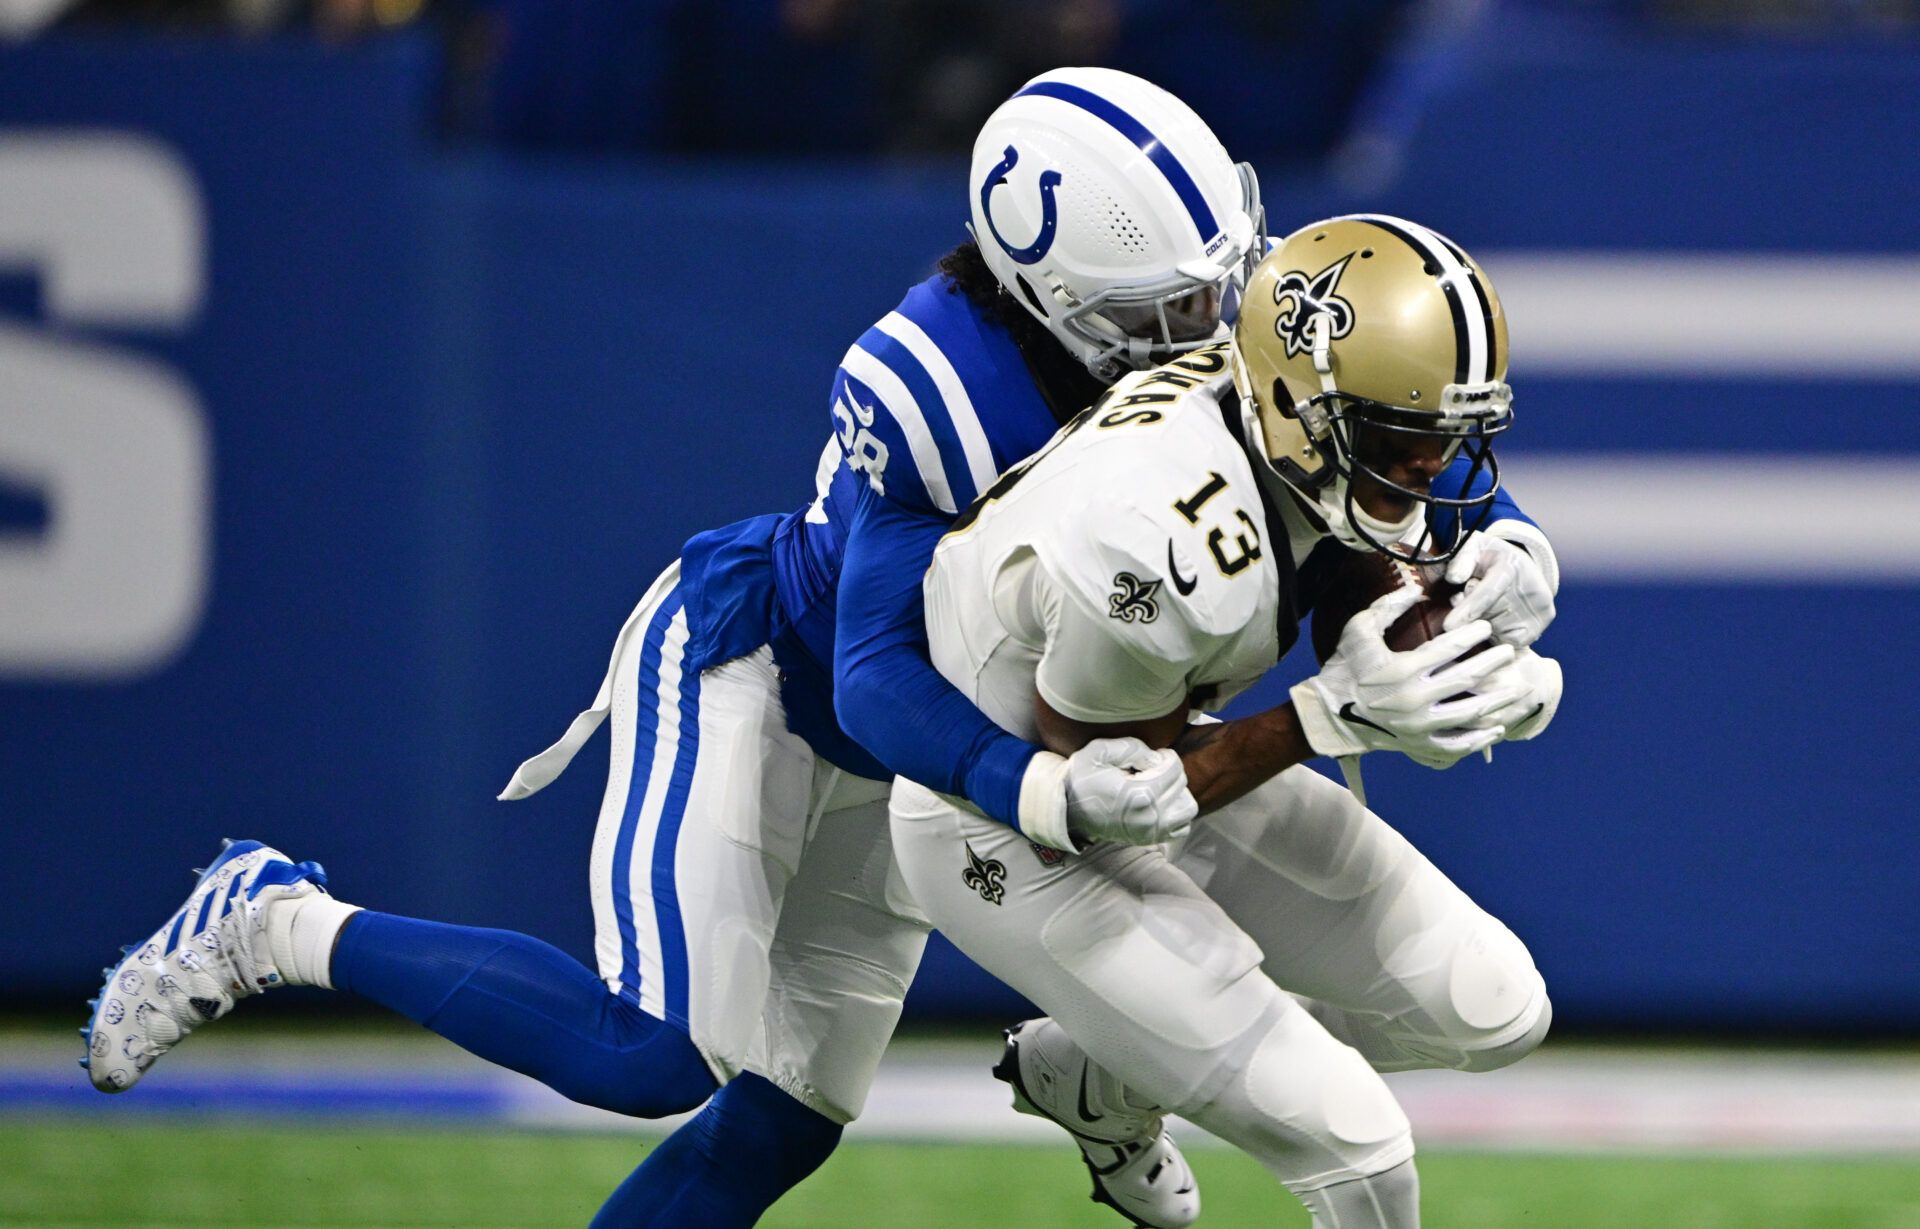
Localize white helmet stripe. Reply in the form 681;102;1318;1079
1345;214;1494;385
1430;229;1499;378
1012;80;1220;245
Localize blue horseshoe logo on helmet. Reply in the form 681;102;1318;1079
979;145;1063;266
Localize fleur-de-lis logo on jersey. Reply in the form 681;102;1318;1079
1107;571;1162;624
961;843;1008;906
1273;254;1357;358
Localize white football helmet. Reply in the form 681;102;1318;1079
968;67;1264;381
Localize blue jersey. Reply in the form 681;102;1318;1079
784;274;1068;640
677;273;1063;822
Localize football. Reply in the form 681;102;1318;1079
1310;551;1465;664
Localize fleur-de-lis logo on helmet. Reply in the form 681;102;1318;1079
1272;254;1357;358
961;843;1008;906
1107;571;1162;624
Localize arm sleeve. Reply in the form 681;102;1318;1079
833;484;1039;829
1431;451;1534;540
1431;454;1560;591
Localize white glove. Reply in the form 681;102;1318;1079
1292;583;1521;768
1442;530;1557;647
1016;738;1197;852
1061;738;1197;848
1474;647;1563;742
1402;647;1564;769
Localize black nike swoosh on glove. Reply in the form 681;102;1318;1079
1338;702;1394;736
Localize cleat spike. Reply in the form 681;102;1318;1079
87;998;98;1009
191;868;205;877
78;1058;89;1069
120;945;133;955
100;967;113;979
220;837;235;850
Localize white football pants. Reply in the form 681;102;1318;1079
506;561;931;1124
891;760;1549;1195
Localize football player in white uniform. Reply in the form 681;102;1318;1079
892;216;1563;1228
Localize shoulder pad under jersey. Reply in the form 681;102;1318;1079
831;277;1045;517
1032;359;1272;647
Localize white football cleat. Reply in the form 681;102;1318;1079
993;1018;1200;1228
81;839;329;1093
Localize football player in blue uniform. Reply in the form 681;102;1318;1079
86;69;1270;1228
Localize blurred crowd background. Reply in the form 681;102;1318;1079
1;0;1916;1040
13;0;1920;160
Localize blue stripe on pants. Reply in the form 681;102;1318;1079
651;640;704;1029
611;586;686;1008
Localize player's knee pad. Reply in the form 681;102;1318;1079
1421;922;1548;1072
1452;988;1551;1073
761;942;916;1124
1179;1003;1413;1195
1372;913;1550;1074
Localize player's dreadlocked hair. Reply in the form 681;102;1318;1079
937;239;1109;426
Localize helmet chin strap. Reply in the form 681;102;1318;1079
1351;495;1428;553
1244;313;1425;555
1311;312;1336;384
1305;312;1381;549
1085;350;1125;382
1350;497;1419;545
1311;476;1416;554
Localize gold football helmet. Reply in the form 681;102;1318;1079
1231;214;1513;561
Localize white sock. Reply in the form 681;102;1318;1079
267;894;362;990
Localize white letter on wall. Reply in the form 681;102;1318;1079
0;133;210;679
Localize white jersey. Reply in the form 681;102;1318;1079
923;342;1283;741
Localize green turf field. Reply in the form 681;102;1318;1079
2;1122;1915;1228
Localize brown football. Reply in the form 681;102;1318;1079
1310;551;1465;664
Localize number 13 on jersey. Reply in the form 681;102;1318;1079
1174;471;1263;578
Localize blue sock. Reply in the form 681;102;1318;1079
332;911;717;1118
591;1073;842;1228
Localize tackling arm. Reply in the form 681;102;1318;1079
832;486;1044;832
835;479;1199;851
1022;552;1323;816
